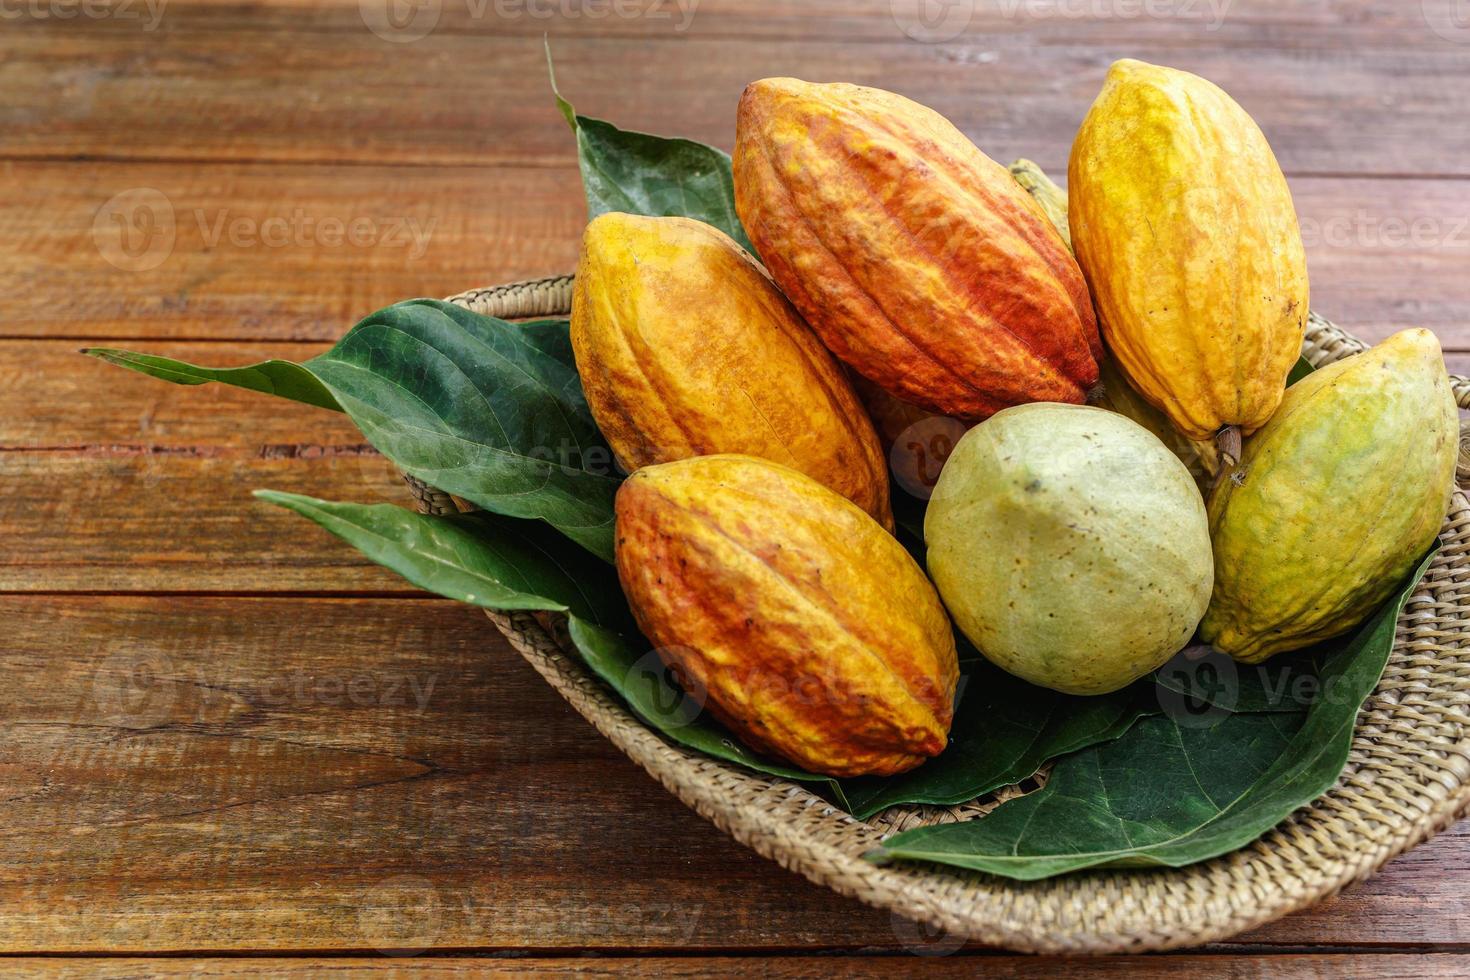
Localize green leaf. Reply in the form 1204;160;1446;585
1152;646;1322;714
89;302;619;561
254;491;627;629
871;548;1438;878
1287;355;1317;386
83;348;341;412
841;656;1148;819
307;300;619;561
565;618;843;803
546;42;754;254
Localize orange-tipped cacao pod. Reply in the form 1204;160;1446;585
1069;59;1309;442
571;212;892;529
733;78;1101;421
615;454;959;777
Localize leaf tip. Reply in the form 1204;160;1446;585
544;37;576;131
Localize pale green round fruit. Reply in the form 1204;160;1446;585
924;403;1213;695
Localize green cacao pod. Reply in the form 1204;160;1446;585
571;212;892;529
925;403;1213;695
1201;329;1458;663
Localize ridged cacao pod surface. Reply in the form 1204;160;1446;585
1069;59;1309;441
571;212;892;529
925;404;1213;695
734;78;1101;421
614;454;958;777
1200;329;1457;663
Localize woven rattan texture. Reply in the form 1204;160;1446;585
412;275;1470;953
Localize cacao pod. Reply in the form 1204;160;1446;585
733;78;1101;421
571;212;892;529
1200;329;1457;663
1069;58;1309;442
925;404;1213;695
1005;159;1217;488
615;454;958;776
1091;355;1215;491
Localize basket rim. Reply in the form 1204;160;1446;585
427;273;1470;953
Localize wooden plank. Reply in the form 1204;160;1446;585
5;162;1467;343
10;0;1464;44
6;954;1470;978
0;594;1466;954
3;28;1469;176
1;342;360;448
0;452;416;592
0;161;583;343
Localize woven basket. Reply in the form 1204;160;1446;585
407;274;1470;954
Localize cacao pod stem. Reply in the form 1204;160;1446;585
1212;425;1243;490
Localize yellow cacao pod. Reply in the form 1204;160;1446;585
734;78;1101;421
614;454;958;777
571;212;892;529
1201;329;1457;663
1069;59;1309;441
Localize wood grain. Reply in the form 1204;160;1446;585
0;161;583;342
6;954;1470;978
20;0;1470;44
4;26;1470;175
0;452;414;592
1;594;1467;954
5;161;1467;343
5;0;1470;962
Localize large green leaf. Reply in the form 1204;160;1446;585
871;548;1437;878
88;302;619;561
841;656;1148;820
255;491;627;629
258;491;839;799
547;43;754;254
83;348;341;412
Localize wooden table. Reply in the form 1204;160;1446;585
4;1;1469;973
